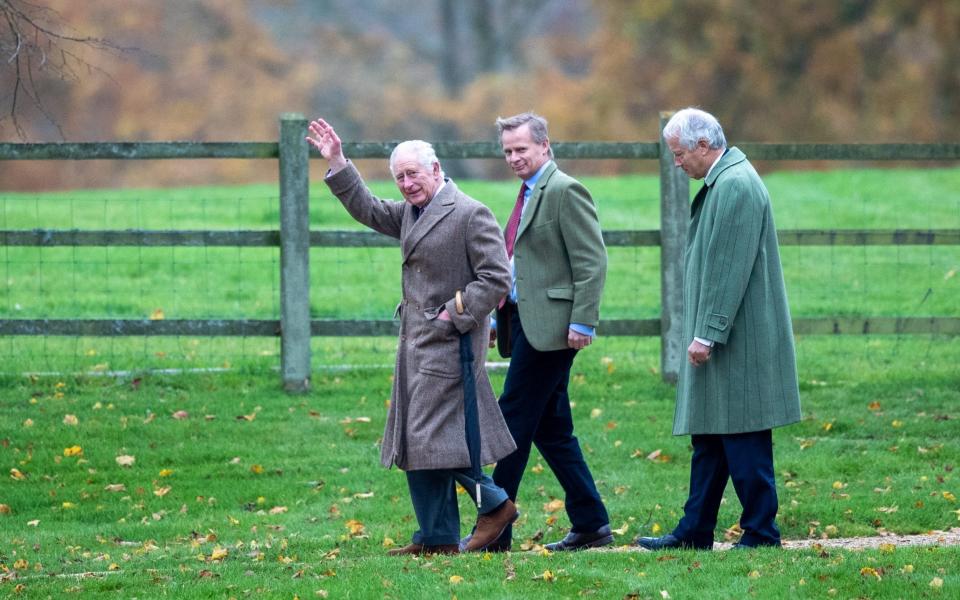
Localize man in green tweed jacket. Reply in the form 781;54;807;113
637;108;801;551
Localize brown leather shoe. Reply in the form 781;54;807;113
387;543;459;556
464;499;519;552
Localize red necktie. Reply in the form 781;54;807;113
504;183;525;258
498;183;526;310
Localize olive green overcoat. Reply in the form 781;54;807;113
674;148;802;435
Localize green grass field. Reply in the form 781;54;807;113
1;167;959;597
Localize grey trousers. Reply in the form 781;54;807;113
406;468;509;545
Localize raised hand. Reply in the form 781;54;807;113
306;118;348;171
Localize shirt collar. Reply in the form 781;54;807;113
523;160;552;192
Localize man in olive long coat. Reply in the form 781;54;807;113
307;118;519;556
637;108;801;551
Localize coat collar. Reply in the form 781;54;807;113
402;178;457;261
704;147;745;187
516;161;558;240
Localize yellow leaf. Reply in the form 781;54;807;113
821;421;832;431
868;401;881;411
0;503;10;515
590;408;602;419
531;463;544;474
62;502;77;510
878;543;895;553
536;570;555;582
652;523;662;535
63;414;79;426
944;268;956;280
22;418;33;427
930;577;944;588
153;486;171;497
269;506;288;515
942;491;957;503
159;469;174;477
544;499;565;513
10;467;27;480
104;484;126;493
891;420;903;428
209;546;228;561
545;515;557;525
108;563;120;571
748;570;761;579
63;446;83;457
150;308;165;320
344;519;364;535
449;575;463;584
859;567;882;580
611;523;629;535
13;559;28;570
250;464;264;474
382;537;395;548
902;565;914;574
832;481;845;490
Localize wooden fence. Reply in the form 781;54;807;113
1;113;958;391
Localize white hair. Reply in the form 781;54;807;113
389;140;444;179
662;108;727;150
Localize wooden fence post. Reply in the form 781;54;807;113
659;111;689;384
279;113;311;392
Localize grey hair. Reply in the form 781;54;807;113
495;111;554;159
662;108;727;150
389;140;444;179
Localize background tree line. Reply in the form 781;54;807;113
1;0;957;190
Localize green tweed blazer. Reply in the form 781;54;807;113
512;162;607;351
674;148;802;435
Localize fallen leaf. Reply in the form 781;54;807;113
150;308;165;320
860;566;882;580
63;446;83;457
544;499;564;513
344;519;364;535
449;575;463;584
116;455;135;467
269;506;288;515
10;467;27;480
0;504;10;515
209;546;228;561
63;414;79;426
172;410;189;420
104;484;127;493
929;577;943;588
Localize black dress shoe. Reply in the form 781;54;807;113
544;525;614;551
635;534;712;551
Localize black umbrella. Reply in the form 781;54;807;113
456;291;483;508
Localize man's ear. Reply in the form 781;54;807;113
696;139;711;154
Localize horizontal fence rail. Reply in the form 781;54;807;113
1;115;958;387
1;229;957;247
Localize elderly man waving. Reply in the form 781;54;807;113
307;118;519;556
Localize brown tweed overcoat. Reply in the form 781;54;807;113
325;163;516;470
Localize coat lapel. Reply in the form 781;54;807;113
515;162;557;241
402;180;457;262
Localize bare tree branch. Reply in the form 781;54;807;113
0;0;133;139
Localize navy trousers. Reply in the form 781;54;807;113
491;309;609;539
406;469;509;545
673;429;781;547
